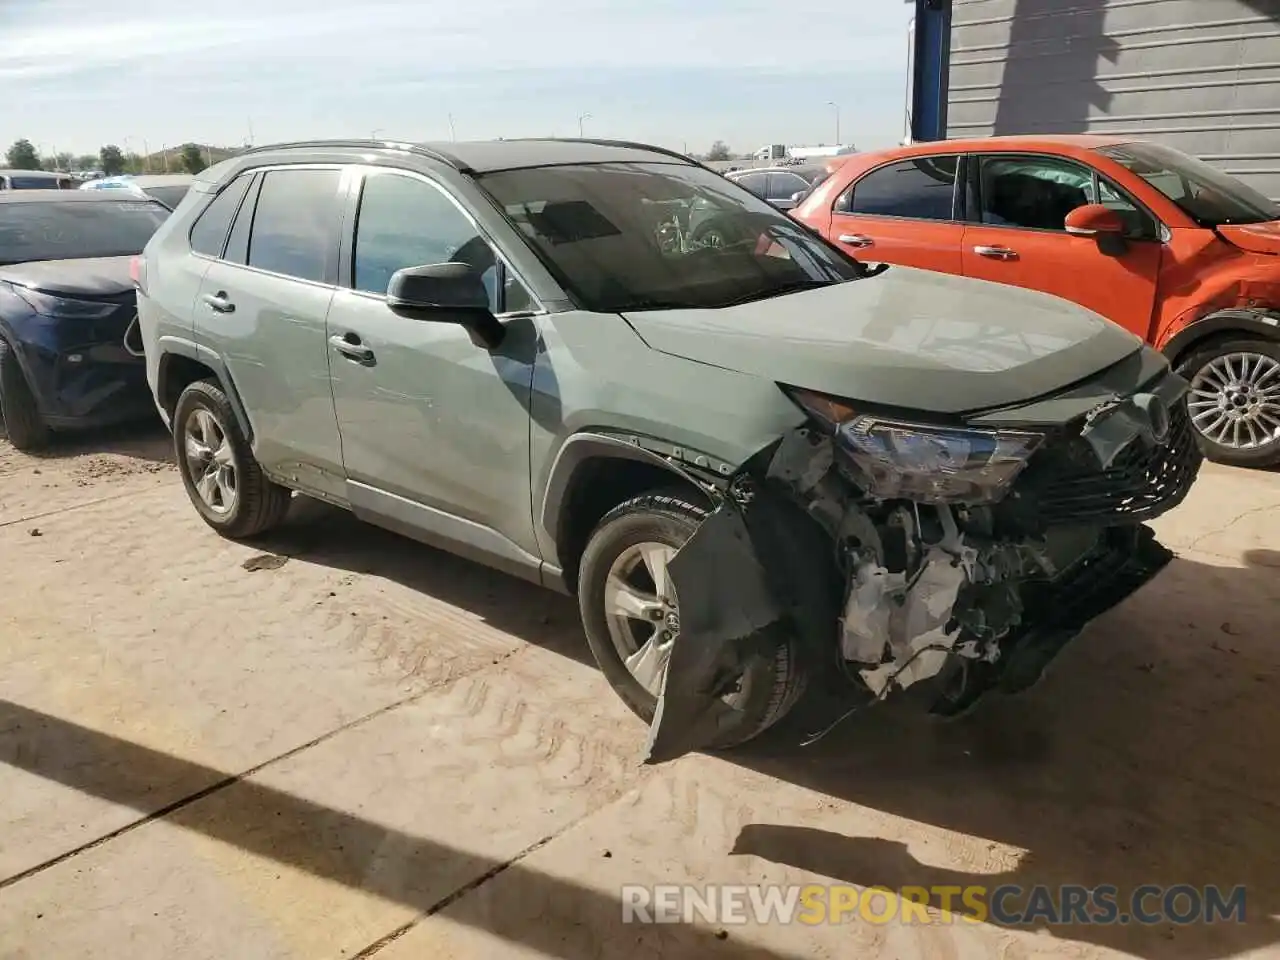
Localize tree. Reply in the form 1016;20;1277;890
75;154;98;172
6;139;41;170
52;152;74;172
180;143;207;174
99;144;125;176
706;141;732;162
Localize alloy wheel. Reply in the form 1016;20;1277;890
183;408;238;515
1187;351;1280;450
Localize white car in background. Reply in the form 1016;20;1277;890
81;174;194;210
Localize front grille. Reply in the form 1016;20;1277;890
1011;399;1203;526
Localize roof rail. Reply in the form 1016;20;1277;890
232;139;467;171
512;137;704;169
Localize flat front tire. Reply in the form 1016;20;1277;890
577;490;805;749
1177;337;1280;468
173;379;291;538
0;339;50;452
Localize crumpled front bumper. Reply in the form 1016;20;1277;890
643;369;1202;765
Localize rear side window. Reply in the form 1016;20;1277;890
768;172;810;199
246;169;343;283
189;174;253;257
838;157;958;220
734;172;768;196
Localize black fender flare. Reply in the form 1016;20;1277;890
538;431;728;548
156;336;255;442
1160;308;1280;364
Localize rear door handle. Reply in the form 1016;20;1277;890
202;292;235;313
838;234;874;248
329;333;376;366
973;245;1019;261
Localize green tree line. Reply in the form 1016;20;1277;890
5;138;240;176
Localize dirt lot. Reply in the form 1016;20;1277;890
2;422;1279;960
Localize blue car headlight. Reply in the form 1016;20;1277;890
14;287;118;320
787;387;1045;505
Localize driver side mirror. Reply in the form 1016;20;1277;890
386;262;504;349
1064;204;1128;257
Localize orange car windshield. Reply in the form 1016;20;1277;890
1099;142;1280;227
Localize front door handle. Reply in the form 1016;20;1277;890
838;234;874;248
329;333;376;366
202;291;235;313
973;245;1019;261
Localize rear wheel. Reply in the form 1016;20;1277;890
577;490;805;749
174;379;292;538
0;339;50;452
1177;337;1280;468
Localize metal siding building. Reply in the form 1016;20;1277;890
946;0;1280;198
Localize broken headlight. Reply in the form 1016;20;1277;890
787;388;1045;505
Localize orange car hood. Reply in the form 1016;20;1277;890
1218;221;1280;255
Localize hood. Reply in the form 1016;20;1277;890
1217;221;1280;256
0;257;134;299
621;267;1143;415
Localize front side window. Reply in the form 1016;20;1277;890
0;199;169;265
190;173;253;257
351;172;533;313
478;161;863;313
246;168;343;283
976;156;1094;231
1098;141;1280;227
839;157;958;220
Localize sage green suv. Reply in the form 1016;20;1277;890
136;139;1202;763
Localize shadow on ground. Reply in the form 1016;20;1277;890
4;502;1279;959
0;416;171;465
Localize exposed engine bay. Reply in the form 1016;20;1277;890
644;368;1203;764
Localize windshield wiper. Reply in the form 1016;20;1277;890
717;278;834;307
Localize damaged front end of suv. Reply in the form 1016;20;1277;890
646;351;1203;764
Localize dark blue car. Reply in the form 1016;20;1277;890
0;190;169;450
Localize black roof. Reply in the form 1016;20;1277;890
0;189;166;204
237;137;697;175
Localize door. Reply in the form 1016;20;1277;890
193;166;347;499
961;154;1162;335
326;168;542;561
828;155;965;272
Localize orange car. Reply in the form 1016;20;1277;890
792;135;1280;467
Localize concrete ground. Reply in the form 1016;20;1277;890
1;423;1278;960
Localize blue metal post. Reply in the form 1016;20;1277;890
910;0;952;142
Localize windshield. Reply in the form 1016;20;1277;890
0;199;169;265
1098;141;1280;226
477;162;864;312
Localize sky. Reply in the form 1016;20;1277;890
1;0;911;158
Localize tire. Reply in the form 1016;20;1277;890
173;379;292;538
0;339;50;452
577;490;805;749
1175;337;1280;468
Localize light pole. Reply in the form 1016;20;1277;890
370;128;385;140
827;101;840;146
578;113;591;138
447;113;457;141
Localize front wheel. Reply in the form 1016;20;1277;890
577;490;805;749
0;339;50;452
173;379;292;538
1177;338;1280;468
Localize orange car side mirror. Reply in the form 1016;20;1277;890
1064;204;1126;236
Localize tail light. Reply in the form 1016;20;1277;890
130;256;148;296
